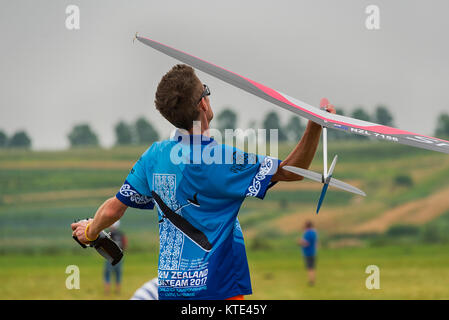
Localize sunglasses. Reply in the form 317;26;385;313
197;84;211;104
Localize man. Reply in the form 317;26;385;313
72;64;335;299
298;220;318;286
103;220;127;295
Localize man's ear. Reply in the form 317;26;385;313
199;99;208;112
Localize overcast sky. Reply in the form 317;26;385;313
0;0;448;149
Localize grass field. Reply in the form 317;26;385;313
1;141;449;299
2;244;449;299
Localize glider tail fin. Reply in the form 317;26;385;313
325;155;338;184
316;155;338;214
316;183;329;214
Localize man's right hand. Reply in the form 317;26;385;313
71;219;96;245
71;197;128;245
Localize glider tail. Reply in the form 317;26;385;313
282;163;366;213
316;183;329;214
316;155;338;214
328;177;366;196
325;155;338;183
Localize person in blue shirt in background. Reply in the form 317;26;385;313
298;220;318;286
103;220;127;295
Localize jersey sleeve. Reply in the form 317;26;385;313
115;144;157;210
245;155;281;199
209;148;281;200
116;179;155;209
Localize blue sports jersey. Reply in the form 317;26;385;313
302;229;317;257
116;129;280;300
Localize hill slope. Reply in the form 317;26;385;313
1;141;448;253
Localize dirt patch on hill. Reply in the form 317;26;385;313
353;187;449;234
272;206;341;234
262;201;375;236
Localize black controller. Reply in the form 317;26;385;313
72;220;123;266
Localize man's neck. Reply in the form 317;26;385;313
188;115;210;136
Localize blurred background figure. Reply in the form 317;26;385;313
104;220;127;295
298;220;318;286
130;278;159;300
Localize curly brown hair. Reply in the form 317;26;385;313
154;64;203;130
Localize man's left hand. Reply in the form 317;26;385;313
320;97;336;114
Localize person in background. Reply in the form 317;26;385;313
298;220;317;286
104;220;127;295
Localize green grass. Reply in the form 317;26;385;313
0;251;158;300
249;245;449;300
1;244;449;299
1;142;449;299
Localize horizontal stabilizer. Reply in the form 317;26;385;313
282;165;366;196
283;166;323;183
328;177;366;196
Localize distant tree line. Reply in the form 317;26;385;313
435;113;449;138
114;117;159;146
66;116;160;148
327;104;395;141
2;106;448;150
68;124;99;147
215;108;305;143
215;105;449;142
0;130;32;149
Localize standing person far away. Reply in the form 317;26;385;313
103;220;127;295
298;220;318;286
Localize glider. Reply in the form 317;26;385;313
283;98;366;214
135;34;449;212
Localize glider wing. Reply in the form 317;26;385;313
136;35;449;154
